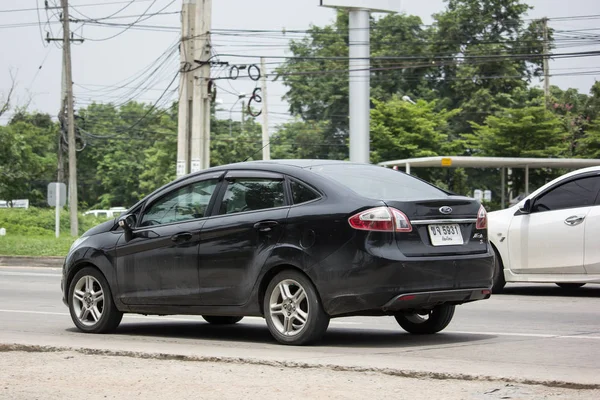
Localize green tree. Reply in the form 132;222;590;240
271;120;330;159
464;100;568;196
370;97;459;163
277;11;431;157
0;120;56;205
430;0;547;132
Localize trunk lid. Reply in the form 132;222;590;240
384;196;488;257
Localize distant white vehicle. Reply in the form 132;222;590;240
488;166;600;292
84;207;127;219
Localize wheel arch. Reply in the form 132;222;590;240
65;254;117;307
257;264;322;316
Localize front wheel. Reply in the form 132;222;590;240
68;267;123;333
264;270;329;345
556;283;586;289
202;316;243;325
395;304;455;334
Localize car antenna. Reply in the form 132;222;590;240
242;137;276;162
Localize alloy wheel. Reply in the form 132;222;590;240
268;279;309;336
72;275;104;326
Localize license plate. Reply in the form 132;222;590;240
428;224;464;246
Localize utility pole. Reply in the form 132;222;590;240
61;0;78;236
58;47;66;185
176;0;196;177
542;17;550;106
348;9;370;163
191;0;212;172
260;57;270;160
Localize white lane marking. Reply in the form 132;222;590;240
0;272;61;278
448;330;600;340
0;266;62;271
0;309;599;339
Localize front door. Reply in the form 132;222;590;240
116;175;221;305
197;172;289;306
508;175;600;275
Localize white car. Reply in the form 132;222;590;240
488;166;600;292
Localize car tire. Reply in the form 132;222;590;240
202;316;243;325
394;304;455;334
264;270;330;345
556;283;586;289
492;248;506;294
68;267;123;333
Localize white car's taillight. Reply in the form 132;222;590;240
476;205;487;230
348;207;412;232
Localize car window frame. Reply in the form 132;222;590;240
530;173;600;214
210;170;290;218
285;176;323;206
135;171;226;229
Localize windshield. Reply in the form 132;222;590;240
307;164;448;200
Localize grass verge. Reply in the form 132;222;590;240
0;235;75;257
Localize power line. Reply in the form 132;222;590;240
0;0;157;13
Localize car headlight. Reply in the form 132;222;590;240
69;236;89;254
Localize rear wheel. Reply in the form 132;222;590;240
394;304;455;334
264;270;329;345
556;283;586;289
202;316;243;325
68;267;122;333
492;248;506;293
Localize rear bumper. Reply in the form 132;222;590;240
313;242;495;316
381;288;491;311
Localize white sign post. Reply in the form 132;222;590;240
48;183;67;238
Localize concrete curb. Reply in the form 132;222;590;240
0;343;598;390
0;256;64;268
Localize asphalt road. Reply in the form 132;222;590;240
1;266;600;387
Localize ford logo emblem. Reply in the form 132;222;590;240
439;206;453;215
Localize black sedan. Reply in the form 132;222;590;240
61;160;494;345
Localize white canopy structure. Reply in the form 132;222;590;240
378;156;600;208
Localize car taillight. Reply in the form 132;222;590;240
476;205;487;230
348;207;412;232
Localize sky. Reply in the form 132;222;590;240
0;0;599;132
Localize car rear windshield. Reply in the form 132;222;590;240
307;164;448;200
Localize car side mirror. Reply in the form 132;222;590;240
118;214;136;231
519;199;532;214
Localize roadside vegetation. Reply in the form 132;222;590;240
0;208;109;256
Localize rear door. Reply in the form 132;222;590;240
508;175;600;274
196;170;290;306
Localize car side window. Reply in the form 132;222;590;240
290;179;320;205
533;176;600;213
218;178;285;215
140;179;219;226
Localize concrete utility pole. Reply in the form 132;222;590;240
542;17;550;105
61;0;78;236
320;1;395;164
260;57;270;160
348;9;370;164
190;0;212;172
176;0;196;178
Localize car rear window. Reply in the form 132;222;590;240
290;179;320;204
307;164;448;200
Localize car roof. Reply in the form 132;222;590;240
182;159;371;177
219;159;360;169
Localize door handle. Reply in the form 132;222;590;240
564;216;585;226
171;232;193;243
253;221;279;232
